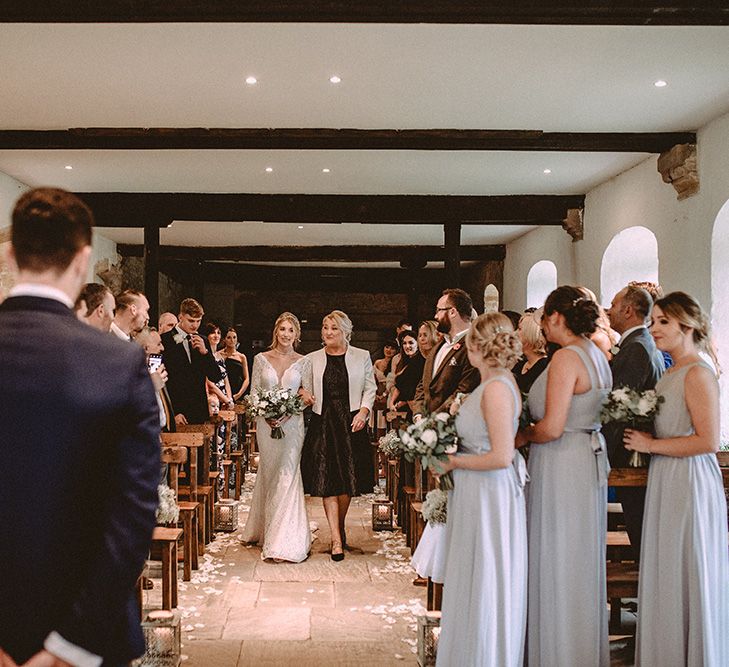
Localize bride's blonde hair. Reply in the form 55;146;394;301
269;312;302;349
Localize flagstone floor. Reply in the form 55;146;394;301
143;473;637;666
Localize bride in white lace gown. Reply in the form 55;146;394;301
241;313;313;562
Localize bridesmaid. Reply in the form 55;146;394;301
519;285;612;667
624;292;728;666
436;313;527;666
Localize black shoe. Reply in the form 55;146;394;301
331;541;345;562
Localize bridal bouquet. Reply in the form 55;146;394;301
378;430;403;458
244;387;305;439
156;484;179;525
421;488;448;524
600;386;664;467
399;412;458;490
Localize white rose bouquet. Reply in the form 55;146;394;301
421;488;448;524
600;386;664;467
400;411;458;490
378;430;403;458
244;387;305;439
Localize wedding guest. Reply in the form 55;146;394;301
158;311;178;335
242;313;313;563
388;329;425;419
624;291;728;666
501;309;522;332
519;285;612;667
436;313;527;666
387;319;414;386
629;281;672;369
135;326;176;433
204;322;233;412
221;327;250;402
0;188;160;667
301;310;376;560
111;289;150;341
74;282;115;332
416;319;441;357
577;286;619;360
512;309;549;393
605;285;665;560
412;288;479;417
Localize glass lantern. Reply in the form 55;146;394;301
371;498;394;531
133;609;181;667
214;498;238;531
417;610;441;667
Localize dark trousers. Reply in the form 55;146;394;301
616;486;646;562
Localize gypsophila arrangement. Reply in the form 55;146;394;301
600;386;664;467
156;484;180;524
378;430;403;458
421;488;448;524
244;386;305;439
400;411;458;490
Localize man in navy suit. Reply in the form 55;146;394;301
605;284;665;560
0;188;160;667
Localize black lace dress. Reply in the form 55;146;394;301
301;353;373;496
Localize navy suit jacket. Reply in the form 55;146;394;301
0;296;161;665
604;327;666;466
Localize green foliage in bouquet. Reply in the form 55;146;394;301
399;411;458;490
244;386;306;439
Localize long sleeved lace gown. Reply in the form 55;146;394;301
241;354;312;562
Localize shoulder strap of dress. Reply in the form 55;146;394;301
565;343;600;390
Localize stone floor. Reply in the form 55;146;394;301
143;473;637;666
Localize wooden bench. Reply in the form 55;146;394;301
151;526;184;610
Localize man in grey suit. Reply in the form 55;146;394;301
605;284;665;560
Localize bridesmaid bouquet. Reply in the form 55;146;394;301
378;430;403;458
244;387;305;439
400;412;458;490
421;488;448;524
600;386;664;467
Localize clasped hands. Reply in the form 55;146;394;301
623;428;654;453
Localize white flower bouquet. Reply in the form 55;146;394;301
400;412;458;490
600;386;665;467
156;483;179;525
378;430;403;458
244;386;305;439
421;488;448;524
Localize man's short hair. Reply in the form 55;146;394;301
134;326;158;348
622;285;653;321
442;288;474;320
179;298;204;318
628;280;664;302
75;283;112;316
12;188;93;273
115;289;145;312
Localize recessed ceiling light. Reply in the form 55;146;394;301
322;168;331;173
245;76;257;85
265;167;273;173
298;225;304;229
329;75;341;84
543;168;552;174
64;165;73;170
654;80;668;88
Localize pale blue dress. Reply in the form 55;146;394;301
436;375;528;667
526;341;612;667
635;361;729;666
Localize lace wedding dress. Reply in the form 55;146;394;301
241;353;312;562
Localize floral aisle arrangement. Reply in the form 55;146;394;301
378;430;403;458
421;488;448;524
244;387;306;439
600;386;665;467
400;412;458;490
156;484;180;524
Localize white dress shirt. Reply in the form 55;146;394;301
110;321;131;341
8;282;74;308
618;324;646;346
433;327;469;374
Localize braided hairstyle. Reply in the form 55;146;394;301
466;312;522;369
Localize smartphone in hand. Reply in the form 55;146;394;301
148;353;163;373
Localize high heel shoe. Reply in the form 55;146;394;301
331;540;345;562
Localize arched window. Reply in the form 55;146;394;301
483;284;499;313
711;200;729;445
526;260;557;309
600;226;659;307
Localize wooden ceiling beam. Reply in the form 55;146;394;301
78;192;583;227
117;244;506;263
1;2;727;25
0;128;696;153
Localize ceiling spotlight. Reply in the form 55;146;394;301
298;225;304;229
265;167;273;173
245;76;258;85
64;165;73;170
654;80;668;88
322;168;331;173
329;75;341;84
543;168;552;174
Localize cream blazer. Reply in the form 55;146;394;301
306;346;376;416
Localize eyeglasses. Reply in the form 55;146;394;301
435;306;452;313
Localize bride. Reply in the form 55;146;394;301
241;312;314;562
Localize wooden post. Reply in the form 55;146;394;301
143;222;160;324
444;221;462;287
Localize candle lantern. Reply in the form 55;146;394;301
133;610;181;667
214;498;239;531
417;611;441;667
248;452;260;473
371;498;394;531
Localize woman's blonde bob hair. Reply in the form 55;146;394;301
518;311;547;356
466;312;522;369
269;311;302;349
322;310;353;343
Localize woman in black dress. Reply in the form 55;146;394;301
388;329;425;420
512;309;549;393
221;327;249;402
301;310;376;561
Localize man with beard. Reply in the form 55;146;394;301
412;288;479;417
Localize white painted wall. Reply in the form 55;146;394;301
0;171;30;228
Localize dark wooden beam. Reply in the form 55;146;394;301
117;244;506;263
143;224;159;323
444;222;462;287
1;2;727;25
0;128;696;153
79;193;583;227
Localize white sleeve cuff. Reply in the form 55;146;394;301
44;632;103;667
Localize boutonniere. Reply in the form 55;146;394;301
453;343;462;351
173;332;186;345
449;357;458;367
609;345;620;356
